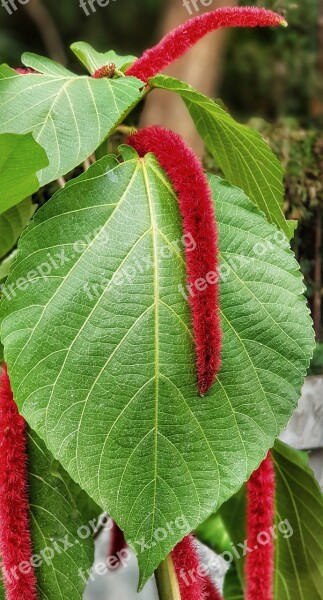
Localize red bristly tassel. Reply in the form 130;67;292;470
245;452;276;600
126;7;287;81
107;521;127;569
129;126;222;395
92;64;116;79
0;364;38;600
204;575;223;600
15;68;38;75
172;535;223;600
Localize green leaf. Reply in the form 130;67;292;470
219;441;323;599
0;427;94;599
0;133;48;215
70;42;137;74
0;159;313;586
27;430;94;599
195;513;232;556
0;250;17;283
0;59;144;186
220;485;246;585
149;75;295;239
272;441;323;599
0;198;36;258
223;563;243;600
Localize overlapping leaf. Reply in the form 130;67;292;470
0;133;48;214
0;58;144;185
0;251;17;284
0;156;313;585
273;441;323;599
70;42;136;74
222;564;243;600
149;75;295;239
0;427;94;599
0;198;36;258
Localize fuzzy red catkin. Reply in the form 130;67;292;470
172;535;223;600
15;68;38;75
129;126;221;395
92;64;116;79
0;364;38;600
125;7;287;81
246;452;276;600
203;575;223;600
107;521;127;569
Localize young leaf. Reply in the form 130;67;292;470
0;427;94;599
0;59;144;186
0;133;48;215
0;198;36;259
0;159;313;586
149;75;295;239
70;42;137;74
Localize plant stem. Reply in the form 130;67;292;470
23;0;66;65
155;555;181;600
114;125;137;136
57;177;66;188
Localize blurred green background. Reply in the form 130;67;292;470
0;0;322;367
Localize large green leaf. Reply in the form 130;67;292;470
0;426;94;599
0;156;313;586
218;441;323;599
273;441;323;599
0;133;48;215
0;198;36;258
149;75;295;239
70;42;136;74
0;58;144;186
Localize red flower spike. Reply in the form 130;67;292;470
246;451;276;600
92;64;116;79
204;575;223;600
172;535;223;600
129;126;222;395
172;535;207;600
126;7;287;81
0;364;38;600
15;68;38;75
107;521;127;569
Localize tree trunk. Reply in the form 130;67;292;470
314;206;322;342
140;0;238;156
312;0;323;341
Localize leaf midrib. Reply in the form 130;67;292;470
142;159;160;578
